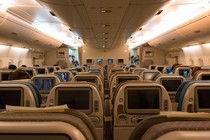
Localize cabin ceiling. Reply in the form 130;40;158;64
1;0;209;51
36;0;169;49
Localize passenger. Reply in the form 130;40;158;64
8;64;17;70
192;66;201;76
172;63;181;73
21;65;27;67
8;68;31;80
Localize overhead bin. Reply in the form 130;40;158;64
0;14;62;51
148;8;210;50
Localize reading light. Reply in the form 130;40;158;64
102;24;110;27
100;10;112;13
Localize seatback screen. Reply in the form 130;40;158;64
34;78;54;93
197;89;210;109
161;79;182;92
0;88;22;109
56;88;91;114
125;87;160;114
117;77;138;85
179;69;190;77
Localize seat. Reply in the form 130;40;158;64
0;70;14;81
154;65;167;73
34;67;48;74
112;81;172;140
153;74;186;110
192;70;210;80
173;66;192;79
0;82;41;109
175;80;210;112
108;73;143;100
71;73;104;98
21;67;38;77
46;82;104;140
0;109;97;140
130;112;210;140
31;74;61;106
139;70;161;81
132;67;147;74
53;70;74;82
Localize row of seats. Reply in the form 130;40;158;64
2;79;210;139
1;109;210;140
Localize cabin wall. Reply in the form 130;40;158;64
81;45;129;65
0;45;41;68
140;46;166;68
166;43;210;66
45;47;72;68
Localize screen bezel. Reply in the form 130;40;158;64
33;78;55;94
143;72;158;80
107;59;113;63
86;59;93;64
1;72;10;81
195;86;210;112
55;87;93;114
47;67;54;73
160;78;183;92
117;59;124;63
157;67;164;72
178;69;190;77
125;87;161;114
88;69;101;73
35;68;46;74
0;87;24;109
54;72;69;82
96;59;103;63
116;76;139;85
166;67;172;74
201;74;210;80
75;76;97;84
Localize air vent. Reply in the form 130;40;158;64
49;11;56;16
194;30;201;33
156;10;163;15
11;32;18;36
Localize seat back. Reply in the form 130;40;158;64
109;73;142;100
0;109;97;140
139;70;161;81
0;82;41;108
129;112;210;140
176;80;210;112
132;67;147;74
31;74;61;106
193;70;210;80
46;82;104;140
53;70;73;82
174;66;192;78
0;70;12;81
113;81;172;140
154;74;186;103
34;67;48;74
71;73;104;98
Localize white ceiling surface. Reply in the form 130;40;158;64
132;0;210;50
1;0;208;51
36;0;169;49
